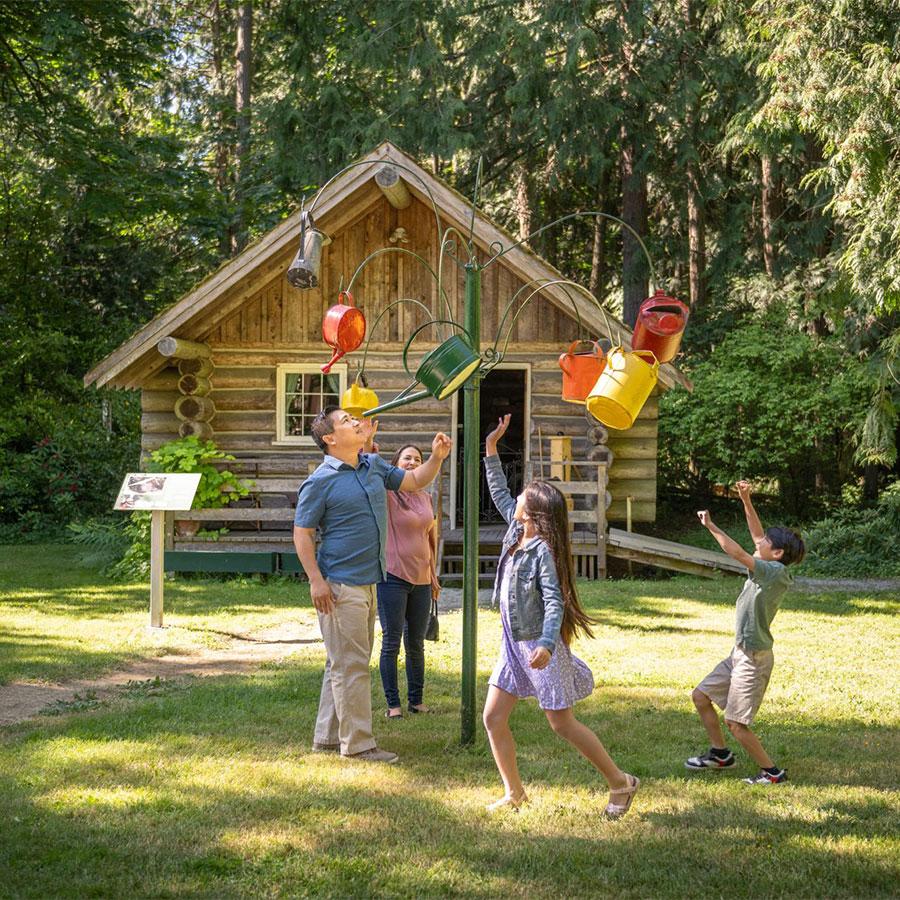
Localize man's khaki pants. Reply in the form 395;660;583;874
314;581;378;756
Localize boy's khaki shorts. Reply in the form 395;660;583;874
695;644;774;726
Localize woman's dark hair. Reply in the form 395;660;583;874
391;444;424;466
766;526;806;566
523;480;597;645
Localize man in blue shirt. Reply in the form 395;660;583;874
294;406;451;763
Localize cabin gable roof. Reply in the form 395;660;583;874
85;141;689;391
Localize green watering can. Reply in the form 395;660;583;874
363;320;481;416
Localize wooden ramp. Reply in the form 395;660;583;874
606;528;747;578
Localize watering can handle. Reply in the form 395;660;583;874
338;289;354;307
632;349;661;372
401;319;474;378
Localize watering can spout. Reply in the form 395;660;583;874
362;389;431;417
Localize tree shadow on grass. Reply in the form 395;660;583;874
1;656;897;897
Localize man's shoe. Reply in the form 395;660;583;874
685;749;735;770
311;742;340;753
345;746;399;764
743;768;787;785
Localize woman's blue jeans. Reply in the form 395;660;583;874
377;573;431;709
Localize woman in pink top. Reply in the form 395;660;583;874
378;444;441;718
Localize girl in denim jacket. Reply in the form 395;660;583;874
482;415;639;818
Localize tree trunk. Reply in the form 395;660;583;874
761;154;779;277
514;163;532;242
682;0;707;307
686;155;706;306
211;0;232;260
589;169;610;300
620;129;648;328
233;1;253;254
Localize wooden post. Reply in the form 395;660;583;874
596;462;608;580
150;509;165;627
549;436;572;480
375;165;412;209
157;336;211;359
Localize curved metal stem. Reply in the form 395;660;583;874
345;246;453;324
358;297;437;377
483;210;657;292
305;158;444;252
485;278;614;373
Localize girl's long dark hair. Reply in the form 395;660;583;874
524;480;597;645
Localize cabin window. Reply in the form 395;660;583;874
275;364;347;444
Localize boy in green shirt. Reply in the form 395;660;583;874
686;482;805;784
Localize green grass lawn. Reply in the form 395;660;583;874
1;545;897;898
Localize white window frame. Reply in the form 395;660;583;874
274;363;348;445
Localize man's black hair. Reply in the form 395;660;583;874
310;405;341;453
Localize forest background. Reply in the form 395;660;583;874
0;0;897;576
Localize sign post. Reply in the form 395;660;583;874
114;473;201;628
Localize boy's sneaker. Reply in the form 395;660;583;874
685;749;735;770
743;768;787;785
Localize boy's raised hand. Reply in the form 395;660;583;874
697;509;714;530
485;414;511;455
736;480;752;503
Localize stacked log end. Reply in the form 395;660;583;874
586;414;613;510
157;336;215;442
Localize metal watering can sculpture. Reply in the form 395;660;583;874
630;291;689;364
286;211;330;290
321;290;366;374
341;373;379;417
364;319;481;416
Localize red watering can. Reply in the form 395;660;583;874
558;340;607;404
631;291;689;364
321;290;366;374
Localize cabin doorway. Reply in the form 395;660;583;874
451;364;530;527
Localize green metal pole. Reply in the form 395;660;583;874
461;262;481;745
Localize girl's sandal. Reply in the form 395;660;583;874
486;792;528;813
604;774;640;819
408;704;432;714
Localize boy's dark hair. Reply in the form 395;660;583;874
766;526;805;566
310;405;341;453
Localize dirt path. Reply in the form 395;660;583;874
0;622;321;728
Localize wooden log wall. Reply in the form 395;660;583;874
140;346;658;522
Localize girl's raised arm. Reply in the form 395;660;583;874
483;415;517;524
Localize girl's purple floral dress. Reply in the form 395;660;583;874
489;548;594;710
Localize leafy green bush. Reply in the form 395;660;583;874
149;437;250;508
798;482;900;577
659;311;871;515
0;390;139;540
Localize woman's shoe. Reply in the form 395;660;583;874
486;792;528;812
384;708;404;719
408;703;432;714
604;774;640;819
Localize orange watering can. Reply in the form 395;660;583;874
631;291;689;364
586;347;659;430
558;340;607;404
321;290;366;374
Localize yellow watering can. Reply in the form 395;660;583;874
586;347;659;430
341;379;379;417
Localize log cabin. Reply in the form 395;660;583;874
84;142;691;578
